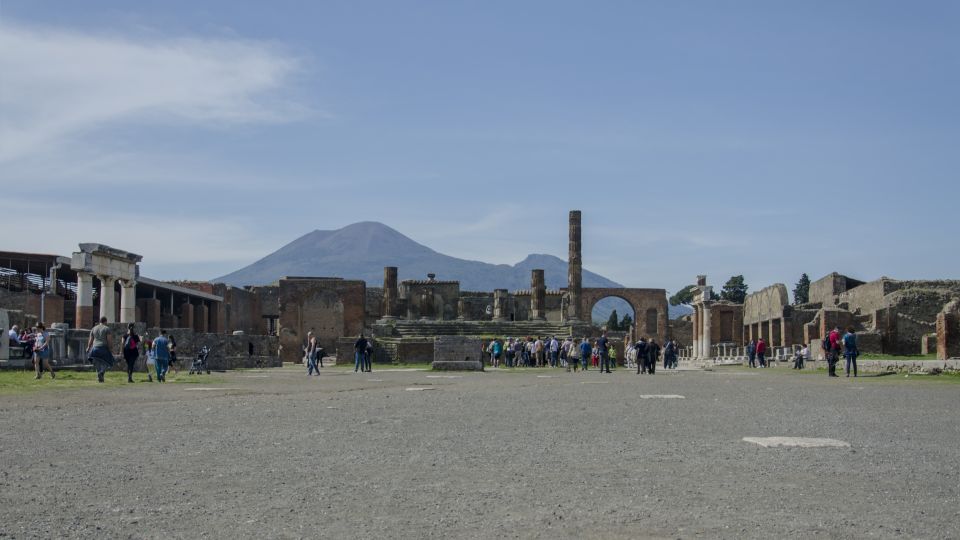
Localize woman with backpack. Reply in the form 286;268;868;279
122;324;140;383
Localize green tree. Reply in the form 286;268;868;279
606;309;620;330
721;275;749;304
669;285;696;306
620;313;633;330
793;273;811;305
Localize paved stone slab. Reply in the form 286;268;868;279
743;437;851;448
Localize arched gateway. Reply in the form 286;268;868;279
580;287;669;343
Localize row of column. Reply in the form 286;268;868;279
691;302;712;359
75;271;137;328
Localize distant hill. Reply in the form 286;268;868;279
213;222;690;320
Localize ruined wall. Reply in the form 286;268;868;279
937;301;960;360
0;289;65;325
709;302;744;344
809;273;866;306
278;278;365;362
366;287;384;323
743;284;789;325
400;281;460;320
668;317;692;348
460;293;495;320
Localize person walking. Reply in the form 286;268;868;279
167;334;179;377
152;330;171;383
596;332;611;374
756;338;767;368
87;317;115;383
635;337;648;374
122;324;140;383
567;339;580;372
306;331;320;376
843;327;858;377
747;339;757;368
579;337;592;371
32;323;55;380
144;337;156;382
354;334;368;373
646;339;661;375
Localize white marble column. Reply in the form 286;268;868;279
99;275;117;323
76;271;94;328
120;279;137;323
702;304;712;359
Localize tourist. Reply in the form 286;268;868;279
306;331;320;376
597;332;611;373
579;337;592;371
843;327;859;377
8;324;19;349
167;334;179;377
635;337;648;374
86;316;115;383
533;336;544;367
22;327;35;359
364;339;373;372
623;339;633;369
354;334;368;373
559;337;570;368
608;343;617;371
153;329;171;382
747;339;757;368
663;339;676;370
826;326;842;378
549;336;559;368
492;338;502;368
504;338;514;367
756;338;767;368
567;339;580;372
32;322;55;380
122;323;140;383
646;338;661;375
143;336;155;382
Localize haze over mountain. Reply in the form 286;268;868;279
214;222;691;319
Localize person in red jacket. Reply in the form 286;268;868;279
826;326;842;377
756;338;767;368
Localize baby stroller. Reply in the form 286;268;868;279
189;346;211;375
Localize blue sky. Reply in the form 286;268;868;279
2;1;957;298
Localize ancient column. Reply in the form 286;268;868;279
530;269;546;320
98;275;117;323
692;305;700;358
457;299;466;320
702;304;712;359
493;289;507;322
567;210;583;322
382;267;398;319
119;279;137;324
76;271;94;329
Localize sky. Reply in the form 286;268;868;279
1;1;958;299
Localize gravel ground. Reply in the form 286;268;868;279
1;365;958;539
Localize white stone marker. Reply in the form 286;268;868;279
405;387;435;391
639;395;685;399
743;437;850;448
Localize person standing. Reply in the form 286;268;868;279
843;327;858;377
167;334;179;377
364;339;374;372
579;337;592;371
608;343;617;371
635;337;648;374
746;340;757;368
793;344;806;370
597;332;611;374
549;336;559;368
144;337;155;382
152;330;171;383
122;324;140;383
87;317;114;383
492;338;503;368
567;339;580;372
756;338;767;368
354;334;368;373
825;326;842;377
32;323;55;380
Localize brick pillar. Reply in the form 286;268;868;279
530;269;546;320
179;301;194;330
382;267;398;319
567;210;583;322
194;304;209;333
937;301;959;360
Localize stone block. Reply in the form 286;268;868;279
432;336;483;371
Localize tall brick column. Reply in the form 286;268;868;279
531;269;546;320
382;267;398;319
567;210;583;322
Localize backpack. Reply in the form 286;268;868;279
822;336;831;351
125;335;138;350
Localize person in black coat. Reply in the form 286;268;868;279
634;338;648;374
646;339;661;375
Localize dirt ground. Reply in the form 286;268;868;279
1;364;958;539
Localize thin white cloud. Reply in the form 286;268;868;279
0;20;304;163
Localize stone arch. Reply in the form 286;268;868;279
579;287;669;343
589;294;637;329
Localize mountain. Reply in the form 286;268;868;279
213;222;689;319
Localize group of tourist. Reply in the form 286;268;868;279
353;333;373;373
482;332;679;375
746;325;859;377
9;324;54;378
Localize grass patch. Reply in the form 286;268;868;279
858;353;937;361
0;368;224;395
